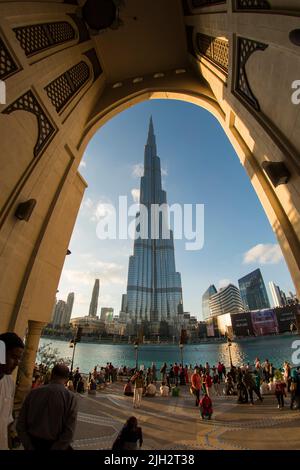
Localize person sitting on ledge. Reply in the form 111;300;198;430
124;379;134;397
88;378;97;395
199;393;213;420
145;381;157;397
160;381;169;396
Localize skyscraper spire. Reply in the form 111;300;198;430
146;115;156;150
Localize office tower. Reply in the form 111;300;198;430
238;268;270;311
269;281;286;308
88;279;100;317
122;118;183;334
202;285;217;320
209;284;245;317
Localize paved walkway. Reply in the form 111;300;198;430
73;383;300;450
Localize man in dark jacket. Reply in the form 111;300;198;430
17;363;78;450
242;370;263;405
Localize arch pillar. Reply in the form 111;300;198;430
14;320;46;408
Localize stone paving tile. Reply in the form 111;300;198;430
73;383;300;450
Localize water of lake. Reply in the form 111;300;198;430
39;334;300;373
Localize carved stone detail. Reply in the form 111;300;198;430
196;33;229;73
0;35;19;80
13;22;76;57
235;37;268;111
2;90;57;157
45;61;90;112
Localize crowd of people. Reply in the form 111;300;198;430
1;330;300;451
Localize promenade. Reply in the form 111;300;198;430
73;382;300;450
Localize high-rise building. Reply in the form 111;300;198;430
122;118;184;335
88;279;100;317
202;285;217;320
52;300;67;328
120;294;127;313
238;268;270;311
209;284;244;317
64;292;74;325
269;281;286;308
100;307;114;323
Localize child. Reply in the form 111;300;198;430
199;393;213;420
274;370;287;409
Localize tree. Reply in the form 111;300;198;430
37;343;71;371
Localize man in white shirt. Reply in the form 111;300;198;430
0;332;24;450
160;382;169;397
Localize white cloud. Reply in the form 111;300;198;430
62;269;95;286
218;279;231;289
61;260;126;289
91;199;115;222
131;188;140;203
243;244;283;265
161;166;168;177
82;197;93;209
79;160;86;168
132;163;144;178
81;197;115;222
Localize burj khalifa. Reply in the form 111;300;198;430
121;118;184;336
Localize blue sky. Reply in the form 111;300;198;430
58;99;295;320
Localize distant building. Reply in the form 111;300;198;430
105;316;127;336
70;316;105;335
52;300;67;328
269;281;286;307
231;304;300;337
238;268;270;311
88;279;100;317
120;294;127;313
202;285;217;320
64;292;74;325
100;307;114;323
209;284;244;317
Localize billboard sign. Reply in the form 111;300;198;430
250;309;278;336
231;312;254;337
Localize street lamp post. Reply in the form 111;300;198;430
227;337;233;368
179;343;184;366
134;342;139;370
70;326;82;373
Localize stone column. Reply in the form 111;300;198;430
14;320;46;409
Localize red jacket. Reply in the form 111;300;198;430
200;395;213;413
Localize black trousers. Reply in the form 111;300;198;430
248;386;262;403
276;393;284;407
194;389;200;406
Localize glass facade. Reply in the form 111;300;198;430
122;118;183;329
238;268;270;311
202;285;217;320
